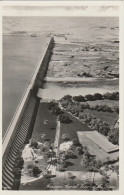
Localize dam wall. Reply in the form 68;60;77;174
2;37;54;190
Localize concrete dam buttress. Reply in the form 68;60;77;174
2;37;54;190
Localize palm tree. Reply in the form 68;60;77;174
68;172;73;179
92;171;95;183
27;163;34;176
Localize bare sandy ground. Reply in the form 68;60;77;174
59;141;73;152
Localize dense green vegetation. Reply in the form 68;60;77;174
59;93;119;145
73;92;119;102
108;127;119;145
84;109;118;126
47;101;63;115
19;96;119;191
58;113;72;123
58;111;93;171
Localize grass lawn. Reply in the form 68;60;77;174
84;109;118;126
58;111;93;171
59;111;93;144
32;102;57;144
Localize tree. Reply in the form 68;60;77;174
14;157;24;169
65;149;74;158
73;95;85;102
47;101;56;110
109;92;119;100
33;166;41;177
72;138;80;146
85;94;94;101
103;92;111;99
13;168;21;180
58;114;72;123
29;138;38;149
103;91;119;100
47;101;62;115
27;163;35;176
108;127;119;145
76;146;83;154
114;106;119;114
79;112;85;119
104;164;109;175
93;93;103;100
61;95;72;101
62;134;70;141
114;165;119;178
45;150;56;159
102;175;109;188
68;172;73;179
60;100;70;108
13;179;20;190
51;107;62;115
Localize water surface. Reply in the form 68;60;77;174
38;81;119;100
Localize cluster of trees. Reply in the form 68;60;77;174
29;138;38;149
32;166;41;177
45;150;56;160
26;163;41;177
80;148;116;190
60;92;119;103
81;103;118;113
62;133;70;141
61;95;72;101
103;92;119;100
79;113;111;136
108;127;119;145
90;104;109;112
57;136;84;171
82;151;103;172
57;149;75;171
12;148;24;190
60;97;119;114
47;101;63;115
58;114;72;123
72;138;80;146
60;98;119;144
72;92;119;102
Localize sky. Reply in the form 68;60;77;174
2;5;119;16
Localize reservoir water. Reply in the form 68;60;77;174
2;35;48;136
38;80;119;100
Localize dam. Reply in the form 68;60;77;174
2;35;119;190
2;37;54;190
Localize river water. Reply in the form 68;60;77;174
2;17;119;136
38;80;119;100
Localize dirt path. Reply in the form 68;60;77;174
54;117;60;155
